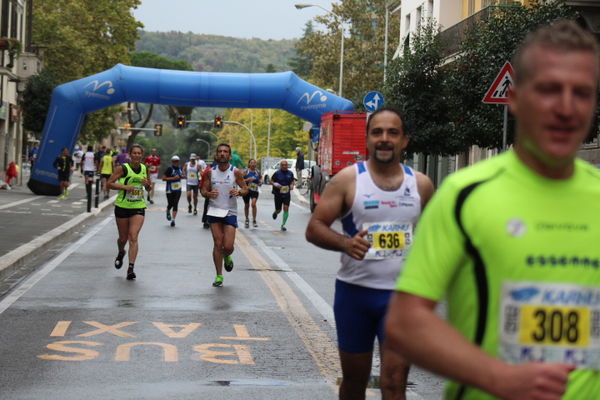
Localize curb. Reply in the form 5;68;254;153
0;195;117;280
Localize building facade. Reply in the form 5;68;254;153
0;0;40;185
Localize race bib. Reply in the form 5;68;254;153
207;207;228;218
500;282;600;370
279;185;289;194
188;172;197;179
148;165;158;173
249;183;258;191
127;186;144;201
363;222;412;260
171;182;181;190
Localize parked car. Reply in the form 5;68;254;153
263;159;315;184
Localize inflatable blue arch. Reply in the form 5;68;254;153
28;64;354;195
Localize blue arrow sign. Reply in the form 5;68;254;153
363;91;384;112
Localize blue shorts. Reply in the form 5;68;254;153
333;279;393;354
207;214;238;228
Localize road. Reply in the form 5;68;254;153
0;181;444;399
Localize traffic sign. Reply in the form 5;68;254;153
482;62;514;104
363;91;384;112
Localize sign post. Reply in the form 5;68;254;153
482;61;514;151
363;91;385;113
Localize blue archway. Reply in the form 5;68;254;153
28;64;354;195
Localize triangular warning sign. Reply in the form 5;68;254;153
482;62;514;104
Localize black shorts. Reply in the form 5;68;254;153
101;174;111;180
274;195;291;211
58;172;70;182
83;171;95;179
243;190;259;203
187;185;199;194
166;191;182;211
114;206;145;218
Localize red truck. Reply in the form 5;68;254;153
309;111;368;212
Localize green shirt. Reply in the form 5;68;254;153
114;163;147;209
396;150;600;399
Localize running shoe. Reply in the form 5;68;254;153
188;204;192;213
203;223;209;229
253;220;258;228
149;198;154;205
126;268;136;280
166;210;172;221
171;220;175;227
193;209;198;216
114;250;126;269
245;219;249;229
212;275;223;287
64;189;69;197
281;226;287;232
59;194;65;199
272;211;277;220
224;255;234;272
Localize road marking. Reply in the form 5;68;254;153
0;216;112;315
0;197;37;210
236;231;340;382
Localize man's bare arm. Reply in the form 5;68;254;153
385;292;574;400
415;171;435;210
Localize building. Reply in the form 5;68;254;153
0;0;41;186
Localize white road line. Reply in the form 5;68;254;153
0;197;37;210
0;216;112;315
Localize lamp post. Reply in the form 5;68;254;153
195;138;211;158
295;3;344;97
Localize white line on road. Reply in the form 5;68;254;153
0;216;112;315
0;197;37;210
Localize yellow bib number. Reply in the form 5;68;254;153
280;186;289;194
172;182;181;190
249;183;258;191
127;186;143;201
520;305;590;347
373;232;405;250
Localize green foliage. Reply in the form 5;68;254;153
295;0;399;105
20;69;59;136
30;0;142;142
135;31;296;73
385;0;579;153
288;22;315;79
130;51;194;71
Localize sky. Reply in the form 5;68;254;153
132;0;337;40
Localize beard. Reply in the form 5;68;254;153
373;146;396;164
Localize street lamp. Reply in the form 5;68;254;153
295;3;345;97
196;138;211;157
202;131;219;141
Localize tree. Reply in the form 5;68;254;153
288;21;315;79
295;0;399;105
30;0;143;143
385;21;465;156
447;0;578;149
20;69;59;137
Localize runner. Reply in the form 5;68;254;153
200;144;248;287
81;145;97;186
144;148;160;204
99;150;115;200
163;155;183;227
385;21;600;399
242;158;262;228
108;144;151;280
53;147;74;199
270;159;295;231
306;107;434;399
183;153;202;216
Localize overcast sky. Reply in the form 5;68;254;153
133;0;337;40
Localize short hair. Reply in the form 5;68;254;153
216;143;231;154
247;158;256;166
366;107;407;135
512;20;600;84
129;144;144;154
87;145;93;151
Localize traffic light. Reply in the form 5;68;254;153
123;123;131;135
176;115;186;129
214;115;223;129
154;124;163;136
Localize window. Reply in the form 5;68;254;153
1;0;9;38
428;0;434;19
416;6;422;30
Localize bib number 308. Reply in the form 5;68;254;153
521;306;589;347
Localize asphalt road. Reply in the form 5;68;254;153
0;182;444;399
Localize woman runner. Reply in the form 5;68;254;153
108;144;151;280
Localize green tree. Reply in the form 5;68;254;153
20;69;59;136
31;0;142;143
296;0;399;105
447;0;578;149
288;21;315;79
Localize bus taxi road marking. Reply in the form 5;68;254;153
0;216;112;315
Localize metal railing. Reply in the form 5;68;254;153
439;2;521;58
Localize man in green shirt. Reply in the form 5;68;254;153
385;21;600;400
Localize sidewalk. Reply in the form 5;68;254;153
0;170;115;279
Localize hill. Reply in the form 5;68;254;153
135;30;298;73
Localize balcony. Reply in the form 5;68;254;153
565;0;600;34
438;2;520;58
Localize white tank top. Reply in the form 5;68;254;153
82;152;96;172
186;162;200;186
209;165;238;216
338;162;422;290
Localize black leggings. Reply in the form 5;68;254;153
166;191;181;212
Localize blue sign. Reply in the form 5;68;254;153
363;91;384;112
